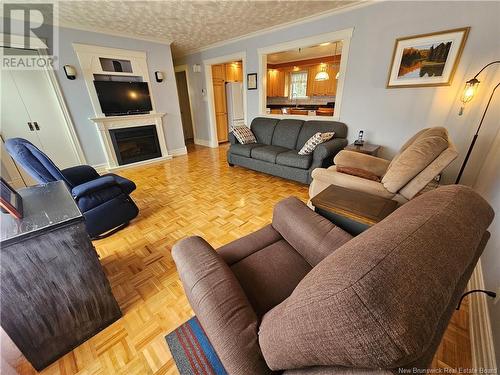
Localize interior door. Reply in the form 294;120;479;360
1;70;41;146
8;63;80;168
175;71;194;141
212;65;228;143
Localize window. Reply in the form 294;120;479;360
290;71;308;99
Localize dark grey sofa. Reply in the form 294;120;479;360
227;117;348;184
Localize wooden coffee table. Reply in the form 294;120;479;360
311;185;399;235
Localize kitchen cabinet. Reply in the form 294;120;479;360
306;64;338;96
267;69;287;97
212;64;228;143
225;62;243;82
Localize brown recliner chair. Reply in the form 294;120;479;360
309;127;458;205
172;186;493;375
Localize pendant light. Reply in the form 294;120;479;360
315;66;329;81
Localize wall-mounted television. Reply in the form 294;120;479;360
93;81;153;116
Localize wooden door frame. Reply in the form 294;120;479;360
174;65;198;143
203;52;247;148
0;33;86;164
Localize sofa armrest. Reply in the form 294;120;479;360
229;132;238;145
71;175;119;199
334;150;390;177
172;236;272;375
61;165;100;187
312;138;348;167
272;197;352;267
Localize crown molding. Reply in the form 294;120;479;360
177;0;377;58
56;21;172;46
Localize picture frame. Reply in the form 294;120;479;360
387;27;470;88
0;177;23;219
247;73;257;90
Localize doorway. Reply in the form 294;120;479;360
1;45;84;185
174;69;195;145
203;52;247;148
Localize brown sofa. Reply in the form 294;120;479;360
172;185;493;374
309;127;458;204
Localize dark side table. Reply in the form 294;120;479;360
311;185;398;235
345;143;381;156
0;181;121;371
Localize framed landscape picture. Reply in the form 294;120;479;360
387;27;469;88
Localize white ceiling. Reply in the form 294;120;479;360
267;41;343;64
51;1;361;57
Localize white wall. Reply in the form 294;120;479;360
5;18;186;166
175;1;500;183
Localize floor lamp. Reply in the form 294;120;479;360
455;60;500;184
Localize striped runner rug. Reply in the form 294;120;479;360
166;316;227;375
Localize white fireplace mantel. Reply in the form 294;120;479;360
90;112;171;171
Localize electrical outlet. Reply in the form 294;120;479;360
494;287;500;305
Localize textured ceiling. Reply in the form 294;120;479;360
52;1;360;57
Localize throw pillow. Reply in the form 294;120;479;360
298;132;335;155
337;166;381;182
232;126;256;144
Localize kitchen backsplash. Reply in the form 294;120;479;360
267;95;336;106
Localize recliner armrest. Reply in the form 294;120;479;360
172;236;272;375
71;175;119;199
61;165;100;186
334;150;390;177
272;197;352;267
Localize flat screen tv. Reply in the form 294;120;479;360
94;81;153;116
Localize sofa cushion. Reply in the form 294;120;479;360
298;132;335;155
296;120;347;150
276;150;312;170
230;239;311;317
271;119;304;149
230;143;265;158
382;135;448;193
250;117;279;145
251;145;289;163
232;126;257;144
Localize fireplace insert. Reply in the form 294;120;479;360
109;125;161;165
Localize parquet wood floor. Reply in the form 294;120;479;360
16;144;471;375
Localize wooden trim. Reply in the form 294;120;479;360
468;260;497;370
268;55;340;69
386;27;470;89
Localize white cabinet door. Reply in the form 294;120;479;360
9;68;80;169
1;70;41;146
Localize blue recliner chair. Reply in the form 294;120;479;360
5;138;139;239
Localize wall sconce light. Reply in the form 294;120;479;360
155;71;164;83
193;64;201;73
63;65;76;80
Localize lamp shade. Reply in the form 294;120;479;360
461;78;480;104
315;70;329;81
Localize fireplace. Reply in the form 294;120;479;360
109;125;161;165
